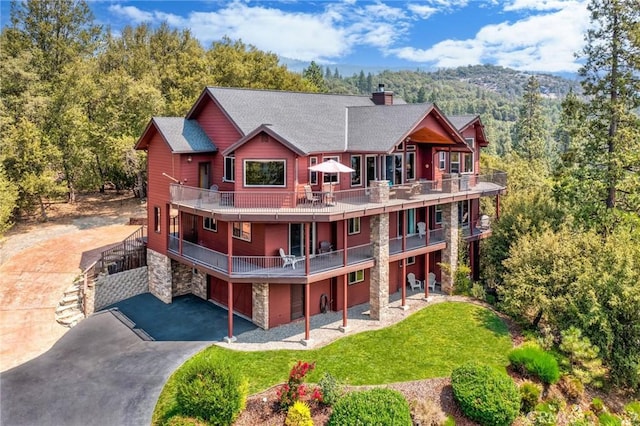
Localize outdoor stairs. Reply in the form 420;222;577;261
55;279;86;328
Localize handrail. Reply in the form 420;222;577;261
98;226;147;274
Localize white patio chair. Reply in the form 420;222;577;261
279;248;304;269
417;222;427;239
407;272;423;291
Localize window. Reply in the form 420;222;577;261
204;217;217;232
323;156;339;183
406;152;415;181
244;160;286;187
351;155;362;186
233;222;251;241
154;206;161;233
348;269;365;284
450;152;460;174
462;152;474;173
438;151;446;169
348;217;361;235
406;256;416;265
458;200;470;225
224;155;235;182
435;205;443;224
309;157;318;185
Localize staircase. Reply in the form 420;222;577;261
55;279;85;327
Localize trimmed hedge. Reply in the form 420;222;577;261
175;361;248;425
327;388;412;426
508;345;560;384
451;361;520;426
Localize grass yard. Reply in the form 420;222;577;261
153;301;512;424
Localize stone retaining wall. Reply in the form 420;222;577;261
94;267;148;311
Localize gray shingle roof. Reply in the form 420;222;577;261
207;87;408;154
347;104;435;152
448;115;478;132
153;117;217;153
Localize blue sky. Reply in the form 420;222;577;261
1;0;591;74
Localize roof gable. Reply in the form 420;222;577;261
134;117;217;153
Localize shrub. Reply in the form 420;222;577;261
443;415;456;426
598;412;622;426
285;401;313;426
165;416;207;426
624;401;640;425
450;361;520;426
590;397;605;414
328;388;412;426
520;381;541;413
558;375;584;401
470;283;486;300
175;361;247;425
411;399;447;426
559;327;607;387
277;360;316;410
317;372;341;406
508;345;560;384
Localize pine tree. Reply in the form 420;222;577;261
302;61;325;91
513;76;551;168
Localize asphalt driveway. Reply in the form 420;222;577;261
0;310;209;426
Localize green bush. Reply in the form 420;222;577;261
598;412;622;426
558;375;584;401
327;388;412;426
285;401;313;426
508;345;560;384
590;397;605;414
164;416;207;426
318;372;341;406
443;415;456;426
450;361;520;426
175;361;248;425
624;401;640;425
520;381;541;413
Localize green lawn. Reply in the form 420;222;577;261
153;301;512;424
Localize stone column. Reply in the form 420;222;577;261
370;213;389;320
252;283;269;329
441;202;459;295
171;261;192;297
369;180;390;203
147;248;172;303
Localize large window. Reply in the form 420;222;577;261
405;152;415;181
351;155;362;186
154;206;161;233
233;222;251;241
462;152;474;173
309;157;318;185
224;155;235;182
323;156;339;183
204;217;217;232
348;269;365;285
244;160;286;187
450;152;460;174
435;205;443;224
348;217;361;235
458;200;470;225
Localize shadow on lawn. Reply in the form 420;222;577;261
472;305;510;339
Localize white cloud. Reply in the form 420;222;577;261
407;4;438;20
108;5;155;23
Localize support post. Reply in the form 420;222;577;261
340;274;349;332
400;211;408;309
302;282;312;346
224;281;236;343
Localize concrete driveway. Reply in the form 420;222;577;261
1;310;210;426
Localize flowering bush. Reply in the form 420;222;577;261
277;361;316;410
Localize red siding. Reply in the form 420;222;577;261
235;134;298;192
269;285;291;327
146;131;179;254
347;269;370;306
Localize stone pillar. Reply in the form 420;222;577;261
252;283;269;329
441;173;460;193
369;180;390;203
441;202;459;295
147;249;172;303
370;213;389;320
192;269;207;300
171;261;192;297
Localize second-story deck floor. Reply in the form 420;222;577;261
169;171;506;222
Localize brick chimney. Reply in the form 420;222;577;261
372;83;393;105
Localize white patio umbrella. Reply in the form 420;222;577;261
308;159;355;173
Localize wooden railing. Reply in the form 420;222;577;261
98;226;147;275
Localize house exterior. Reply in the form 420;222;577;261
134;85;506;343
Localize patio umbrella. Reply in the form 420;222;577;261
308;159;355;173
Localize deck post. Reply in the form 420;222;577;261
424;253;430;299
178;210;183;255
224;281;236;343
305;223;311;274
400;212;408;310
339;274;349;332
302;282;312;345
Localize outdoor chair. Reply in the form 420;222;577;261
279;248;304;269
304;185;320;205
407;272;423;291
318;241;333;254
428;272;437;292
417;222;427;239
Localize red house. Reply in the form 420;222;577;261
134;85;506;343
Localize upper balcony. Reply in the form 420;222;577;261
169;170;506;221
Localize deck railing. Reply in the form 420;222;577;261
98;226;147;275
169;171;506;213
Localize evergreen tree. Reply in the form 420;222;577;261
333;67;340;79
357;70;366;93
324;66;331;79
416;87;426;103
513;76;551;168
563;0;640;228
302;60;325;91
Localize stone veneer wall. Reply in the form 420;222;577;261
94;267;148;311
252;283;269;329
147;248;172;303
172;261;192;296
191;269;207;300
370;212;390;320
441;201;459;294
